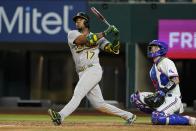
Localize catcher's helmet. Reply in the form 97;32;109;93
147;40;168;58
73;12;89;28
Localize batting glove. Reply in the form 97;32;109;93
103;25;115;36
112;25;119;35
112;45;120;54
112;40;120;54
86;33;98;47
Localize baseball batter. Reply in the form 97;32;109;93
130;40;196;125
48;12;136;126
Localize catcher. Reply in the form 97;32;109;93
130;40;196;125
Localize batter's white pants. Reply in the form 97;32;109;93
59;64;133;121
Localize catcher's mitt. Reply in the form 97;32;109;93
144;91;165;108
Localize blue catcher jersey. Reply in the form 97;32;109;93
149;58;181;97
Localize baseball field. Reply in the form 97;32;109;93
0;113;195;131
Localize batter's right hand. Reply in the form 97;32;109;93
103;25;119;36
112;25;119;35
103;25;116;36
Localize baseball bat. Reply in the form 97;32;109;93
90;7;111;27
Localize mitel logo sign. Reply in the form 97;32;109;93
0;0;87;42
0;6;71;35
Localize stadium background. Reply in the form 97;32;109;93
0;0;196;115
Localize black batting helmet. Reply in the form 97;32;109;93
73;12;90;28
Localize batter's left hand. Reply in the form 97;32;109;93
86;33;98;47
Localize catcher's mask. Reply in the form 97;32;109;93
147;40;168;58
73;12;90;28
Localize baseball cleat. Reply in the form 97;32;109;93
48;108;62;126
126;114;137;125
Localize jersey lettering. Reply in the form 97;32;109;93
86;50;95;60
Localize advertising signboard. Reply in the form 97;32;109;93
159;20;196;59
0;0;87;42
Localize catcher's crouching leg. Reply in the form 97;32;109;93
151;111;167;125
151;111;189;125
130;92;154;114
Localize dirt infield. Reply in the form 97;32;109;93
0;120;196;131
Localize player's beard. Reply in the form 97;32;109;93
77;27;82;32
76;21;86;32
77;26;87;33
76;25;83;32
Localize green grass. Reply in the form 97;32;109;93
0;114;151;123
0;114;48;121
